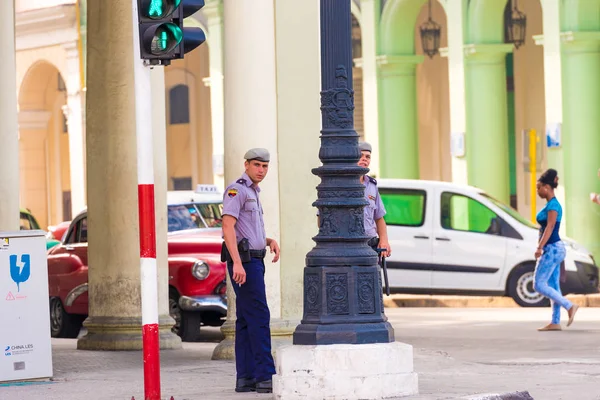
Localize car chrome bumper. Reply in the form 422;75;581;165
178;295;227;314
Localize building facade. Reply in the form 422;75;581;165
11;0;600;259
14;0;225;229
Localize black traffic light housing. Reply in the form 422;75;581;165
138;0;206;66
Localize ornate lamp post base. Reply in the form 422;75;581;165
293;321;394;345
293;265;394;345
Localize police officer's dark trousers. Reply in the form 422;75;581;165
227;257;276;382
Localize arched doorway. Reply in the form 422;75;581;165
415;0;450;181
18;61;70;229
379;0;450;180
506;0;545;214
165;42;213;190
464;0;545;206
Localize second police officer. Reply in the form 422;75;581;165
358;141;392;257
221;148;280;394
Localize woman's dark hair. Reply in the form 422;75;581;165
538;168;559;189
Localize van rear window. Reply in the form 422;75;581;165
380;190;426;227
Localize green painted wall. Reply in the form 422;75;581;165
463;0;513;203
505;54;517;207
377;0;427;178
561;39;600;258
465;48;511;203
380;0;427;54
466;0;508;44
377;58;422;178
560;0;600;259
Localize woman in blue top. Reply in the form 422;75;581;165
534;169;579;331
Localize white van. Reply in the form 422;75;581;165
378;179;599;307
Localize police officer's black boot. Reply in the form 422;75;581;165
255;379;273;394
235;378;256;393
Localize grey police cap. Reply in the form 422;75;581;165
359;141;372;152
244;148;270;162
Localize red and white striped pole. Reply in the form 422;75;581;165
132;1;161;399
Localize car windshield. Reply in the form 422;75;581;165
167;202;223;232
480;193;538;230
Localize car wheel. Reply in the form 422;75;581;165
179;311;202;342
169;290;181;336
49;297;83;338
508;264;550;307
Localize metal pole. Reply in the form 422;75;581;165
132;1;161;399
293;0;393;346
529;129;537;223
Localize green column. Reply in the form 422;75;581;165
464;44;513;203
377;55;423;178
505;54;517;207
561;33;600;258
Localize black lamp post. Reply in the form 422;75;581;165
420;0;441;59
292;0;394;346
506;0;527;49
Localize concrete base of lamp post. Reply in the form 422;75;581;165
273;342;418;399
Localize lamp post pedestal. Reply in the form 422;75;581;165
273;0;418;398
273;342;418;399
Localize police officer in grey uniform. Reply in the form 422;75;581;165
358;142;391;257
221;148;280;394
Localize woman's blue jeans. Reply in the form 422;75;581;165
533;241;572;324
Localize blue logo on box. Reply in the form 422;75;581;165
9;254;31;292
4;346;11;357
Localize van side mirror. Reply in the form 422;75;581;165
488;218;501;235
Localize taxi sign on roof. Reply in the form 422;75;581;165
195;184;220;194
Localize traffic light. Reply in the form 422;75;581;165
137;0;206;65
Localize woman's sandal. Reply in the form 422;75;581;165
567;304;579;327
537;323;562;331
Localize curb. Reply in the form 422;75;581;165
461;392;534;400
383;294;600;308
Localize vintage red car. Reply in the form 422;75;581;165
46;220;71;243
47;186;227;342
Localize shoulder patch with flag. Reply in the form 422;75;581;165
227;189;238;198
368;195;376;201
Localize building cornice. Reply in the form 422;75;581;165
15;4;78;51
561;31;600;43
463;43;514;57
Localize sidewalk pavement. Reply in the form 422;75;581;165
383;293;600;308
3;308;600;400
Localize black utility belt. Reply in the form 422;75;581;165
249;249;267;259
221;238;266;263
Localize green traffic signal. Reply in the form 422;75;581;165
145;0;180;19
138;0;205;64
147;0;163;18
148;23;183;55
